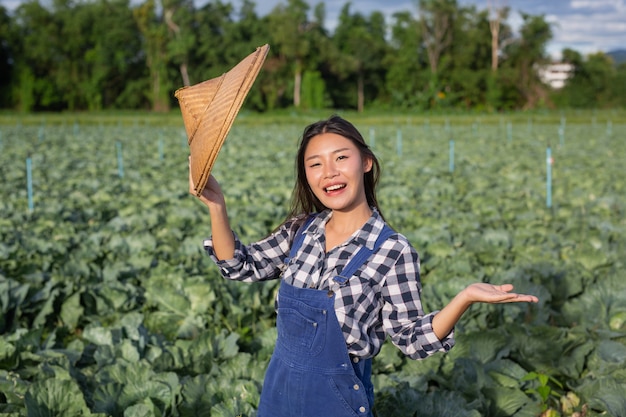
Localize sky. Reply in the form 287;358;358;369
2;0;625;58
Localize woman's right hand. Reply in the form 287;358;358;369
189;157;226;208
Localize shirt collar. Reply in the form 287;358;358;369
304;208;386;250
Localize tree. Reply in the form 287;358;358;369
385;10;429;108
163;0;195;87
501;12;552;109
227;0;271;57
225;0;275;110
0;5;16;108
610;63;626;108
332;3;388;112
417;0;457;74
485;1;512;110
268;0;314;108
300;2;331;109
133;0;171;112
90;0;144;109
446;5;492;108
12;0;62;111
69;0;144;110
554;49;616;108
191;0;234;81
488;0;510;71
52;0;96;110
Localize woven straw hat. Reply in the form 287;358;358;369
175;44;270;196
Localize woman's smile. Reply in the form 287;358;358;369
324;183;346;193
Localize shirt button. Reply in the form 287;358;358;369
352;357;360;363
353;384;360;390
359;406;366;413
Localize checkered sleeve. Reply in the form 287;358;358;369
203;219;299;282
381;240;455;359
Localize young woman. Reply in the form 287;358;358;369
190;115;538;417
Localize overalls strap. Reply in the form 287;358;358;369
285;215;316;263
335;224;394;283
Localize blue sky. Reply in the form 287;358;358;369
3;0;625;58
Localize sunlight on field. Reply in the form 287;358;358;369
0;110;624;416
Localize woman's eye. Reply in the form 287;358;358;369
337;155;347;161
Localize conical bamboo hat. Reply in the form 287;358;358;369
175;44;270;196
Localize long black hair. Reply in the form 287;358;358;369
285;115;384;223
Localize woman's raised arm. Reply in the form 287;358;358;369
189;157;235;261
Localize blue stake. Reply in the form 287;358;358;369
396;129;403;156
26;157;34;212
116;141;124;178
546;147;552;208
449;139;455;173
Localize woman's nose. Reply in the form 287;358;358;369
323;162;338;178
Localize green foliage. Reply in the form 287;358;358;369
0;112;625;416
522;371;563;411
6;0;624;112
300;70;326;109
25;378;93;416
553;51;625;109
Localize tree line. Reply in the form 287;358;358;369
0;0;624;113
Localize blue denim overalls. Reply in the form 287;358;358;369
257;218;394;417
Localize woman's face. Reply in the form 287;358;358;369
303;132;372;214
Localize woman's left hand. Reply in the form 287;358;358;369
464;283;539;304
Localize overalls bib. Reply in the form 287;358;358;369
258;218;394;417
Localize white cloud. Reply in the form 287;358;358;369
1;0;21;10
571;0;625;11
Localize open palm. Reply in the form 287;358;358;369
465;283;539;304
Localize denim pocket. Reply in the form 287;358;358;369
276;302;327;355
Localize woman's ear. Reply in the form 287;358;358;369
363;156;373;173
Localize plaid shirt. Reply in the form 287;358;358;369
203;209;455;360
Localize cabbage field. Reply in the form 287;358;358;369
0;111;625;417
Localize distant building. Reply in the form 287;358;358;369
537;62;575;89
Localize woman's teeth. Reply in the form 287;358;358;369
325;184;345;192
